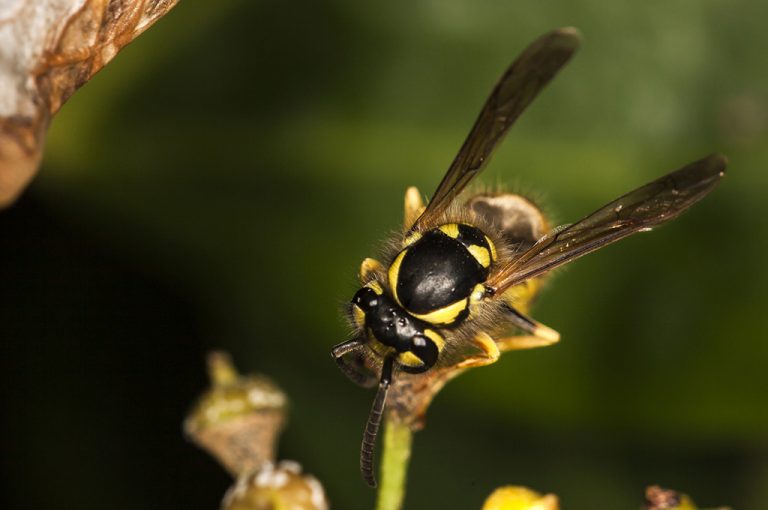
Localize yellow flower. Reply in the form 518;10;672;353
482;486;560;510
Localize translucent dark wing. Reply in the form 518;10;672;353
409;27;581;233
487;154;727;295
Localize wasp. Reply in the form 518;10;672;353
331;27;726;487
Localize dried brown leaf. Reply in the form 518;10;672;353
0;0;179;206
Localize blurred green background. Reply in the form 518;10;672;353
2;1;767;509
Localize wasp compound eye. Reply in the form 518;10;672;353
352;287;379;312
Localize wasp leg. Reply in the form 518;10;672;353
455;331;501;369
403;186;425;230
331;340;377;388
495;335;559;352
360;355;394;488
359;258;384;284
503;304;560;345
492;305;560;352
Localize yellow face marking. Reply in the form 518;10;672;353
398;351;424;368
365;280;384;295
411;298;468;326
467;244;491;268
484;235;497;262
423;329;445;351
352;304;366;327
388;250;407;305
438;223;460;238
403;231;422;248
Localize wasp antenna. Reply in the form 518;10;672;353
360;356;394;488
360;383;388;487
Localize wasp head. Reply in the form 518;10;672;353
350;284;443;374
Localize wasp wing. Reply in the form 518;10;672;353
487;154;727;295
409;27;581;233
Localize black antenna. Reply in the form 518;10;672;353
360;355;394;487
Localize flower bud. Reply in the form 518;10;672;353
222;461;328;510
185;352;287;476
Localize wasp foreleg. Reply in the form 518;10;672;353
331;339;378;388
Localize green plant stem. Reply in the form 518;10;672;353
375;417;413;510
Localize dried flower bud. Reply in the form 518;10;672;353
185;352;287;476
644;486;719;510
222;461;328;510
482;486;560;510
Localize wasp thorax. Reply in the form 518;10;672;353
388;223;496;327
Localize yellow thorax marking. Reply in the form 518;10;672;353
469;283;486;305
403;231;422;248
467;245;491;268
438;223;460;238
388;250;407;305
411;298;468;326
484;235;497;261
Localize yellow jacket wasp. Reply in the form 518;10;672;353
331;27;726;488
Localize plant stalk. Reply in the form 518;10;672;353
375;417;413;510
